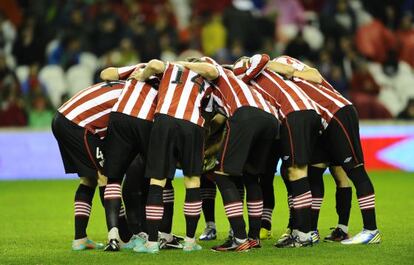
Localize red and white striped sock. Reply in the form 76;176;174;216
104;183;122;200
75;201;91;217
224;201;244;218
358;194;375;210
247;200;263;218
293;191;312;209
262;208;273;224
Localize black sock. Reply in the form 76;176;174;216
146;184;164;242
235;177;245;202
74;184;95;240
123;156;148;234
290;177;312;233
336;187;352;226
201;174;216;223
104;180;122;232
260;173;275;230
244;174;263;239
184;187;202;238
118;206;132;242
160;180;174;234
282;172;294;229
308;166;325;231
346;166;377;230
216;175;247;240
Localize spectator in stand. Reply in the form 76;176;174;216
0;11;16;56
48;35;82;70
28;93;54;128
114;37;140;66
284;30;312;61
201;13;227;56
12;16;46;65
223;0;262;53
355;15;396;63
0;52;26;126
395;12;414;68
320;0;357;39
92;2;122;56
349;60;392;119
397;98;414;120
21;63;47;97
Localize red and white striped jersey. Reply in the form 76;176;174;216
203;57;278;119
233;54;318;120
275;55;352;124
58;81;125;138
116;63;146;80
275;55;335;91
156;62;212;127
112;78;158;121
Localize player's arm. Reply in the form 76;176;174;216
177;61;219;80
293;66;323;84
266;61;295;79
100;67;120;81
131;59;166;81
204;113;227;157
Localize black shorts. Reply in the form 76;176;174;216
280;110;322;167
104;112;153;180
145;114;205;180
51;112;104;178
312;105;364;170
217;107;280;176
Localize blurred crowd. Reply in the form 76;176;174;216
1;0;414;128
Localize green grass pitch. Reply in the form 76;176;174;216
1;171;413;265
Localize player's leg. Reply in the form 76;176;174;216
279;166;294;241
308;164;326;243
182;175;203;251
213;174;250;251
275;111;320;248
159;179;184;249
244;173;263;247
324;166;351;242
199;173;217;241
260;146;279;240
72;177;102;250
329;106;380;244
121;155;149;249
102;114;139;251
51;113;105;250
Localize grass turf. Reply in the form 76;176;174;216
0;171;413;265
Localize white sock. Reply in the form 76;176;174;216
234;237;247;244
108;227;120;241
206;221;216;229
338;224;349;234
159;232;173;242
185;236;195;243
146;241;158;247
363;229;378;233
294;230;312;241
73;237;87;243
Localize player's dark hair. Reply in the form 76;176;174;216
185;57;202;62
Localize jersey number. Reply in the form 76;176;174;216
171;67;205;93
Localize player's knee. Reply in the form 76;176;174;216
330;166;351;188
343;164;369;185
80;176;97;188
184;176;200;189
150;178;167;187
287;165;308;181
312;163;328;169
97;171;108;187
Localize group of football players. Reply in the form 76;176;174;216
52;53;381;254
